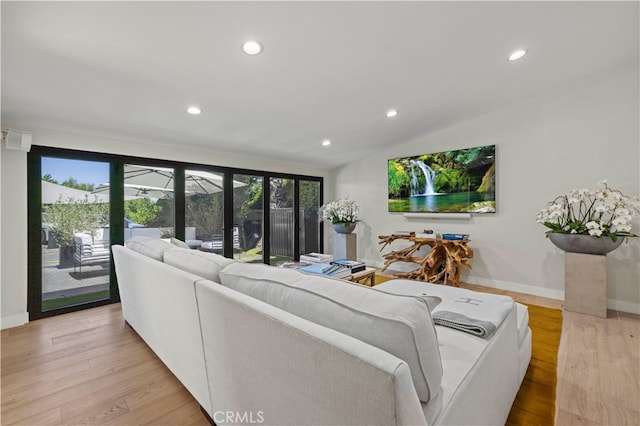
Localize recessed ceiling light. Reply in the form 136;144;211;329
187;106;201;115
322;139;331;147
242;40;263;55
386;109;398;118
508;49;527;61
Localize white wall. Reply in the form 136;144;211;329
334;62;640;313
1;143;29;328
0;129;330;328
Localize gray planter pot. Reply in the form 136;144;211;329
58;245;76;269
547;232;624;255
332;223;356;234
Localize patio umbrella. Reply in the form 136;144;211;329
92;165;245;199
93;183;173;200
42;180;110;204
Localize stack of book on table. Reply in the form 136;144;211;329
442;233;470;241
330;259;366;273
298;262;351;279
392;231;416;237
416;233;437;239
300;252;333;264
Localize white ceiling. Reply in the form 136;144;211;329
2;1;638;169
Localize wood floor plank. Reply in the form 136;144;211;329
34;331;141;376
3;406;64;426
557;316;604;423
555;408;602;425
106;390;204;425
600;402;640;426
145;399;211;426
2;359;167;424
1;360;91;396
56;364;170;424
2;330;138;377
60;396;130;425
121;367;188;412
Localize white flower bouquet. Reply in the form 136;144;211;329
536;180;640;241
320;198;359;224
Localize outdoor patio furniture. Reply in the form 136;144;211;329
74;231;110;274
200;227;241;253
185;227;203;249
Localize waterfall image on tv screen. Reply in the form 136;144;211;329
388;144;495;213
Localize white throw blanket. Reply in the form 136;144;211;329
426;285;514;339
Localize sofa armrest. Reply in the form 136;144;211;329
112;245;211;415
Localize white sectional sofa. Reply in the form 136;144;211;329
112;237;531;425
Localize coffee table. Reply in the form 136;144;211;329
346;267;376;287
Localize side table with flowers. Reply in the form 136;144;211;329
320;198;360;234
536;180;639;254
320;198;360;261
536;180;639;317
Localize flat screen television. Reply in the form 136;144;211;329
388;144;495;213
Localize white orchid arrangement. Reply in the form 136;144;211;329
536;180;640;241
320;198;359;224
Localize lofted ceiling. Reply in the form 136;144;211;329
2;1;638;169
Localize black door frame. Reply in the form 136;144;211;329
27;146;323;320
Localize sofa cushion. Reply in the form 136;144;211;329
125;236;173;261
218;262;443;403
170;237;190;249
164;248;235;283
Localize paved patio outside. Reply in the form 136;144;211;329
42;246;109;300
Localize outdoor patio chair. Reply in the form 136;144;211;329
200;227;241;253
74;231;110;274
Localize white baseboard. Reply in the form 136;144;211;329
1;312;28;330
460;276;640;314
607;298;640;315
463;276;565;301
365;259;640;315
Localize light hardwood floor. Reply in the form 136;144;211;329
1;304;210;425
460;282;640;426
2;285;638;425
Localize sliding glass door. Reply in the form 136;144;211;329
232;174;264;262
28;147;323;319
299;180;321;256
269;177;295;264
122;164;175;242
185;169;225;252
39;157;111;312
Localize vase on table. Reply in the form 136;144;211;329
546;232;624;255
333;223;356;234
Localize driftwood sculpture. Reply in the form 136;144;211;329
378;235;473;287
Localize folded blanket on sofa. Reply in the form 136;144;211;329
432;311;499;338
429;287;514;339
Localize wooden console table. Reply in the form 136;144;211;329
378;235;473;287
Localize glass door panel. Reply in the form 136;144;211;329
269;177;295;264
122;164;175;242
233;174;263;262
185;169;224;252
41;157;110;311
299;180;321;256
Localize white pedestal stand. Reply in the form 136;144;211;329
334;233;357;261
564;252;607;318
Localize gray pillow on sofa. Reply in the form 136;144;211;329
218;262;443;403
125;236;173;261
170;237;190;249
164;248;235;283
